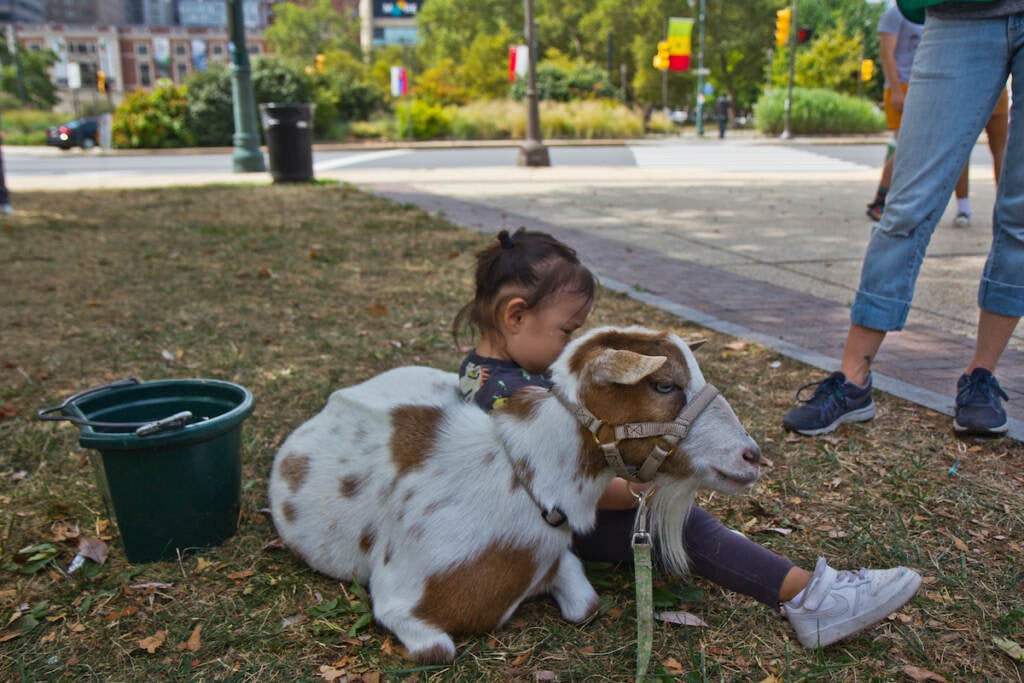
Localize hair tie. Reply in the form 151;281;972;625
498;230;515;249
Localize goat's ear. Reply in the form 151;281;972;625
687;338;708;351
591;349;667;385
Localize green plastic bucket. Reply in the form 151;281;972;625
38;378;254;563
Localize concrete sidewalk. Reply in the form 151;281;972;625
8;139;1022;440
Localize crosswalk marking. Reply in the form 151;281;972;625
628;142;872;172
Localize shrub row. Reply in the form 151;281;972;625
754;87;885;136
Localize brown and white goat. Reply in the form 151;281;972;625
268;325;762;664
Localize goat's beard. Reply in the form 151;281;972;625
648;478;700;575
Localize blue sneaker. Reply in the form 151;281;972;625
953;368;1008;436
782;371;875;436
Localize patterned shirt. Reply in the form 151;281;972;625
458;351;552;412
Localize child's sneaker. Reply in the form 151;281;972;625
952;212;971;229
782;371;875;436
784;558;922;649
953;367;1009;436
865;200;884;222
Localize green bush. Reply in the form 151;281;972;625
440;99;645;141
754;87;884;136
0;107;61;145
396;99;451;140
510;62;622;103
185;59;312;147
112;80;195;149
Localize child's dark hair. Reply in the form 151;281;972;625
452;228;597;346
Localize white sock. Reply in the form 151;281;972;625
957;197;971;215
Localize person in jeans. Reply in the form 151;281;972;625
458;228;922;649
783;0;1022;437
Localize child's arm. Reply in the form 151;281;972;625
597;478;652;510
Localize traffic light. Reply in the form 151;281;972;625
775;7;791;47
653;40;669;71
315;53;325;73
97;70;107;94
796;25;813;44
861;58;875;82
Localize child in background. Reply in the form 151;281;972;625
452;228;922;649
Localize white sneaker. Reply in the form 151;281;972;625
953;212;971;228
0;203;11;215
784;557;922;649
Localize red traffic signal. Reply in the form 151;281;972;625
796;26;813;44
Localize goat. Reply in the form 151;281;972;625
268;325;762;664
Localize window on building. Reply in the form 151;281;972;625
175;44;186;56
139;63;151;87
211;44;223;55
247;44;258;54
137;44;149;56
176;62;188;82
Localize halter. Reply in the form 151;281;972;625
552;383;721;483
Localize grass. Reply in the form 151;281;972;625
1;184;1022;681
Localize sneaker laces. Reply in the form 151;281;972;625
794;374;847;408
957;372;1009;405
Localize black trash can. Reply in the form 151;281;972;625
259;102;315;183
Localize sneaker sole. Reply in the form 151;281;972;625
798;570;923;649
952;418;1008;436
786;404;876;437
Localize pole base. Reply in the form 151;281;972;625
232;144;266;173
517;141;550;167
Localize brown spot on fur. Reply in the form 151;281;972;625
277;452;310;494
281;500;297;524
482;451;496;466
423;499;447;516
384;542;393;565
413;541;537;636
565;330;694;479
503;386;547;421
339;474;366;498
390;405;442;476
359;527;375;553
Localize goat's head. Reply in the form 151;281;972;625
550;325;762;495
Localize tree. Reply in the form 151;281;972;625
0;41;58;109
415;0;521;66
264;0;360;65
792;20;863;95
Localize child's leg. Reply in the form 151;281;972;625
572;506;794;608
681;506;794;608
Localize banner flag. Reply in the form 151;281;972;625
390;66;408;96
666;17;693;71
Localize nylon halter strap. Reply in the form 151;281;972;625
554;383;721;484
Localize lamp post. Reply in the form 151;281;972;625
518;0;549;167
226;0;265;172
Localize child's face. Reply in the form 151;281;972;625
506;290;593;374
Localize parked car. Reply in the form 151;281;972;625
45;117;99;150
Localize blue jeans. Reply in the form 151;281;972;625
852;13;1024;330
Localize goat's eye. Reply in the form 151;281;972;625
654;382;675;394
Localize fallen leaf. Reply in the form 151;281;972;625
902;665;948;682
510;651;531;666
951;535;969;552
661;656;685;675
138;629;167;653
227;569;255;581
533;672;557;682
194;557;215;573
318;665;345;682
757;676;781;683
367;303;388;315
993;636;1024;661
185;623;202;652
655;610;709;627
724;341;747;351
0;405;22;419
77;537;108;565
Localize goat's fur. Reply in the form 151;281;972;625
269;325;761;663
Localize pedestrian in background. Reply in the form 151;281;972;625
783;0;1022;438
865;3;922;222
715;94;731;139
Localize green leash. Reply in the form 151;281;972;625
631;489;655;679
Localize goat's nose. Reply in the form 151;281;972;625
743;445;762;465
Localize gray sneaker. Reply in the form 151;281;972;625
784;558;922;649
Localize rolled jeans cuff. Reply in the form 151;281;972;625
850;289;910;331
979;277;1024;317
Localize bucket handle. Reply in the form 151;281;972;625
36;377;195;437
